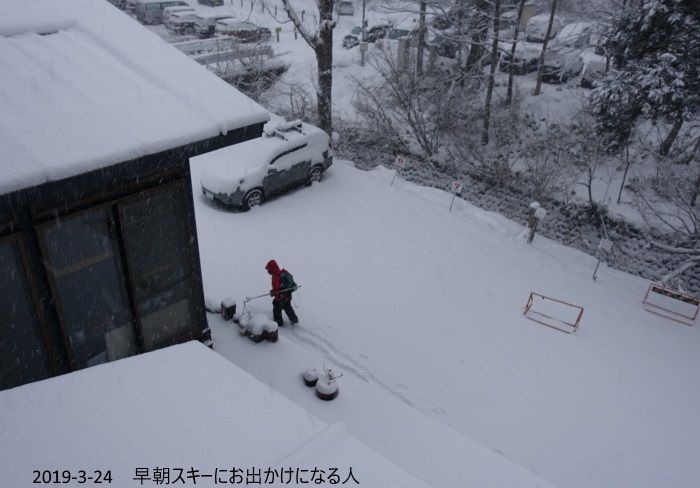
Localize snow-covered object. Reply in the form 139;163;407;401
247;313;268;337
525;14;563;42
529;201;540;209
534;207;547;220
315;373;339;401
0;0;269;197
303;368;319;387
221;296;237;320
205;298;221;313
199;121;330;199
262;320;278;343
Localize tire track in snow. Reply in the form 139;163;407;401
280;325;416;408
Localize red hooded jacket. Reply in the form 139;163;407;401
266;259;289;302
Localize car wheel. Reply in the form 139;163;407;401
243;189;263;210
307;166;324;186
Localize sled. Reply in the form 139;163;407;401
642;283;699;326
523;292;584;334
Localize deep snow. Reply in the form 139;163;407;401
190;156;700;488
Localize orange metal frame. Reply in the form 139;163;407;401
523;292;584;334
642;283;699;326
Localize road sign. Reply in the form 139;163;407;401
451;181;463;194
395;154;406;169
599;238;613;253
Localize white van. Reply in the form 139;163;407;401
135;0;188;25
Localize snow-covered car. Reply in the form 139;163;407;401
551;21;597;49
335;0;355;16
194;12;236;38
162;5;194;25
200;120;333;209
343;25;363;48
525;14;563;42
540;46;584;83
198;0;223;5
343;22;392;48
428;34;457;59
166;10;198;35
579;51;608;88
499;41;542;74
215;19;272;43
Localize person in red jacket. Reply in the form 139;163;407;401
266;259;299;327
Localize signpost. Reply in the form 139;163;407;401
449;180;463;212
391;154;406;186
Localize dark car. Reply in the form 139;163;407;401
215;19;272;43
343;26;363;48
343;22;392;49
200;121;332;210
429;34;457;59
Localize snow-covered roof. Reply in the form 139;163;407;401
0;341;430;487
0;0;269;196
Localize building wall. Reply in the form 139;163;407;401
0;123;264;390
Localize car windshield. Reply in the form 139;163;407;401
388;29;409;40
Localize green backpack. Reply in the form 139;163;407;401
280;270;297;293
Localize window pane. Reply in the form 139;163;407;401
41;208;137;369
0;240;51;390
119;184;195;351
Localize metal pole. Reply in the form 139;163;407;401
390;170;398;186
449;193;457;212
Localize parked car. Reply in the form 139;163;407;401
335;0;355;16
431;4;470;31
200;120;333;210
215;19;272;43
366;23;393;42
499;41;542;74
428;34;457;59
525;14;563;42
166;10;198;35
343;26;363;48
551;21;597;49
162;5;194;24
343;22;392;48
579;51;608;88
136;0;189;25
198;0;223;5
194;12;236;38
540;47;584;83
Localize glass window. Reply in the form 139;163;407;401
40;208;137;369
0;240;51;390
118;184;196;351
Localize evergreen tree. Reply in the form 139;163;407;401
590;0;700;155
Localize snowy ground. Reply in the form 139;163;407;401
189;154;700;488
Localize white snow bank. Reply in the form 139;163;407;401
0;0;269;196
190;158;700;488
0;341;430;487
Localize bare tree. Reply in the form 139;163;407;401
533;0;559;96
353;48;458;158
280;0;335;135
482;0;501;145
505;0;526;105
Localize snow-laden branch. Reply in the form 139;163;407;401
651;241;700;255
280;0;317;47
661;256;700;285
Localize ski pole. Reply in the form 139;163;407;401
244;286;301;302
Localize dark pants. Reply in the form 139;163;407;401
273;296;298;326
